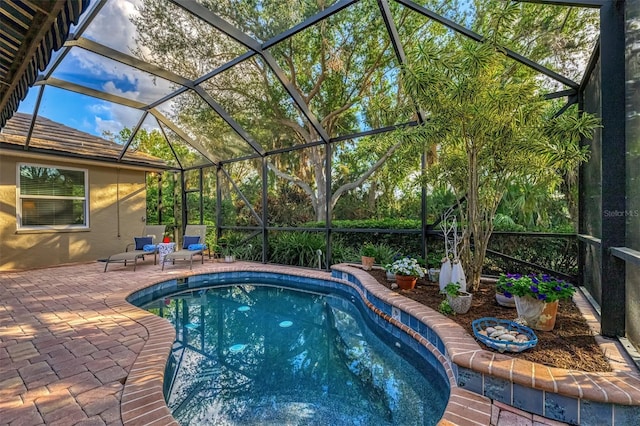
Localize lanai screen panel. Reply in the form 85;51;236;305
580;56;602;306
219;159;263;227
155;89;258;162
184;169;204;224
486;2;599;82
50;48;177;105
194;0;341;43
32;87;145;159
86;0;249;80
625;0;640;352
122;114;182;169
582;61;602;240
201;166;217;226
392;0;467;54
153;122;215;169
268;0;413;139
200;56;313;153
267;147;323;226
331;134;423;222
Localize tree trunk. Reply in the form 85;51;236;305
368;180;378;213
466;147;482;292
312;146;327;222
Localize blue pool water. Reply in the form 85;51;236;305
143;283;448;425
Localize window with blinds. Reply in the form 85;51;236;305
17;164;88;229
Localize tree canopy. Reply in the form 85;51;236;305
123;0;599;241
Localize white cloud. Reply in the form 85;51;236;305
92;102;150;137
56;0;176;135
83;0;142;55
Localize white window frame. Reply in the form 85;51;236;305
16;162;89;230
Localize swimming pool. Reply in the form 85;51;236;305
132;274;449;425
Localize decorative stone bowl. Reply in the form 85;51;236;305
472;317;538;353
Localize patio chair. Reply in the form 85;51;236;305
124;225;166;258
162;225;209;270
103;224;166;272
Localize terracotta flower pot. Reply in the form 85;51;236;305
395;274;417;290
514;295;559;331
361;256;375;271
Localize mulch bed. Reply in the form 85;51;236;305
360;267;612;372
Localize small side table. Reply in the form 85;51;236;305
158;242;176;266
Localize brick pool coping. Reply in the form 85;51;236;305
1;259;638;425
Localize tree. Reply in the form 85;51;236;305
402;34;597;291
132;0;422;222
129;0;599;228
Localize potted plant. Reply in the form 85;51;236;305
382;253;402;281
222;245;236;263
443;282;472;314
387;257;426;290
428;267;440;283
360;242;376;271
495;275;516;308
496;273;576;331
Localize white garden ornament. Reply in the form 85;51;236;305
449;217;467;292
439;214;467;292
439;213;453;292
439;256;452;292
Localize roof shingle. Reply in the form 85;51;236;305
0;112;166;168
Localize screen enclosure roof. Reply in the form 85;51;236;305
0;0;601;170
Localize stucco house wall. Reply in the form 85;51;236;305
0;113;167;271
0;152;151;271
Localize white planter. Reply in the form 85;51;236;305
514;295;559;331
386;270;396;281
514;295;545;325
495;292;516;308
428;268;440;282
224;255;235;263
446;291;472;314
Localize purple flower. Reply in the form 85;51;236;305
503;291;513;298
532;277;539;284
537;293;547;300
530;285;539;293
554;286;562;291
507;282;513;287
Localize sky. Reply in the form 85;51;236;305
17;0;170;139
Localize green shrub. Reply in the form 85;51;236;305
438;300;454;316
269;231;326;267
360;242;377;258
374;243;400;266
